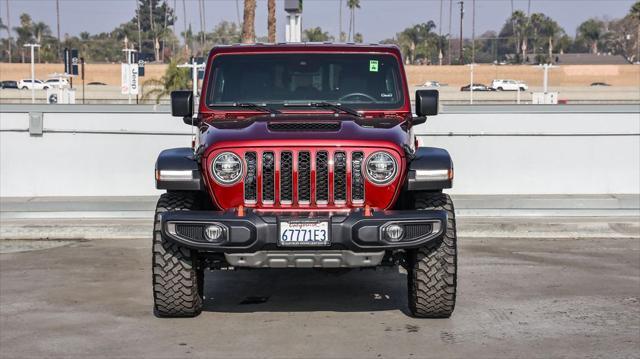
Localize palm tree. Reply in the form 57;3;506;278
399;22;436;64
241;0;256;43
303;27;332;42
578;18;605;54
13;13;34;63
267;0;276;43
347;0;360;42
0;18;8;62
142;58;191;104
32;22;50;63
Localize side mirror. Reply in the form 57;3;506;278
415;89;439;117
171;90;193;118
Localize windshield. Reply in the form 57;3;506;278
206;53;404;110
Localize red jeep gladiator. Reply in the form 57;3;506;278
154;44;456;318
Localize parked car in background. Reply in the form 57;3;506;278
590;82;611;87
0;80;18;89
45;78;70;88
417;80;446;88
491;79;528;91
17;79;48;90
460;83;493;91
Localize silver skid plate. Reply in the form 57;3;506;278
225;250;385;268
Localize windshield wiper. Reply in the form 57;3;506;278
210;102;281;114
283;102;362;117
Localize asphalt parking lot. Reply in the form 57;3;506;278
1;236;639;358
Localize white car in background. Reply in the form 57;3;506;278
417;80;446;88
17;79;49;90
491;79;528;91
44;78;70;88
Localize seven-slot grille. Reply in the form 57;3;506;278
242;149;366;207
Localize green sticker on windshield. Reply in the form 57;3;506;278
369;60;379;72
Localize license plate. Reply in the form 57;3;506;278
278;220;330;246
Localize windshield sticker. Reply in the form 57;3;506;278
369;60;379;72
380;93;393;98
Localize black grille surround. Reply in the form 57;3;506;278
298;152;311;203
334;151;347;202
262;152;275;202
315;151;329;203
239;149;369;208
244;152;257;203
280;152;293;203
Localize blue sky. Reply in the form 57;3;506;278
1;0;636;42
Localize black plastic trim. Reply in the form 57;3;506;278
155;147;204;191
407;147;453;190
160;209;447;252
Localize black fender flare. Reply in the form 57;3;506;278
155;148;205;191
406;147;453;191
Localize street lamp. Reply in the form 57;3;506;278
23;43;41;104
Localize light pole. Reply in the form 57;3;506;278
458;1;464;65
178;58;205;149
468;63;475;104
24;43;40;104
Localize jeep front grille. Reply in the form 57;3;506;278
242;149;366;208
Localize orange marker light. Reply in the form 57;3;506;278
364;204;372;217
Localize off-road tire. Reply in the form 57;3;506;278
152;191;204;317
407;192;457;318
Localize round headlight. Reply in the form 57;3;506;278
365;151;398;184
211;152;243;184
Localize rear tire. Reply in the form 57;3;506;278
407;192;457;318
152;192;204;317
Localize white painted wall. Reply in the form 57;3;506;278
416;112;640;195
1;106;638;197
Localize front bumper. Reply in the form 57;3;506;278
160;209;447;253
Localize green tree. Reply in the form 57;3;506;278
133;0;176;61
577;18;605;54
0;18;11;62
142;58;191;103
13;14;34;63
210;21;242;45
399;22;437;64
529;13;565;63
601;3;640;63
303;27;333;42
497;10;529;63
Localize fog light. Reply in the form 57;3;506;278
204;224;224;242
385;224;404;242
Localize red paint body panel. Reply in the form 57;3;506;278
196;44;415;212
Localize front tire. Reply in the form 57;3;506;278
407;192;457;318
152;192;204;317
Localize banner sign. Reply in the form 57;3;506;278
121;63;139;95
121;64;130;95
70;49;79;75
129;63;139;95
138;60;145;77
